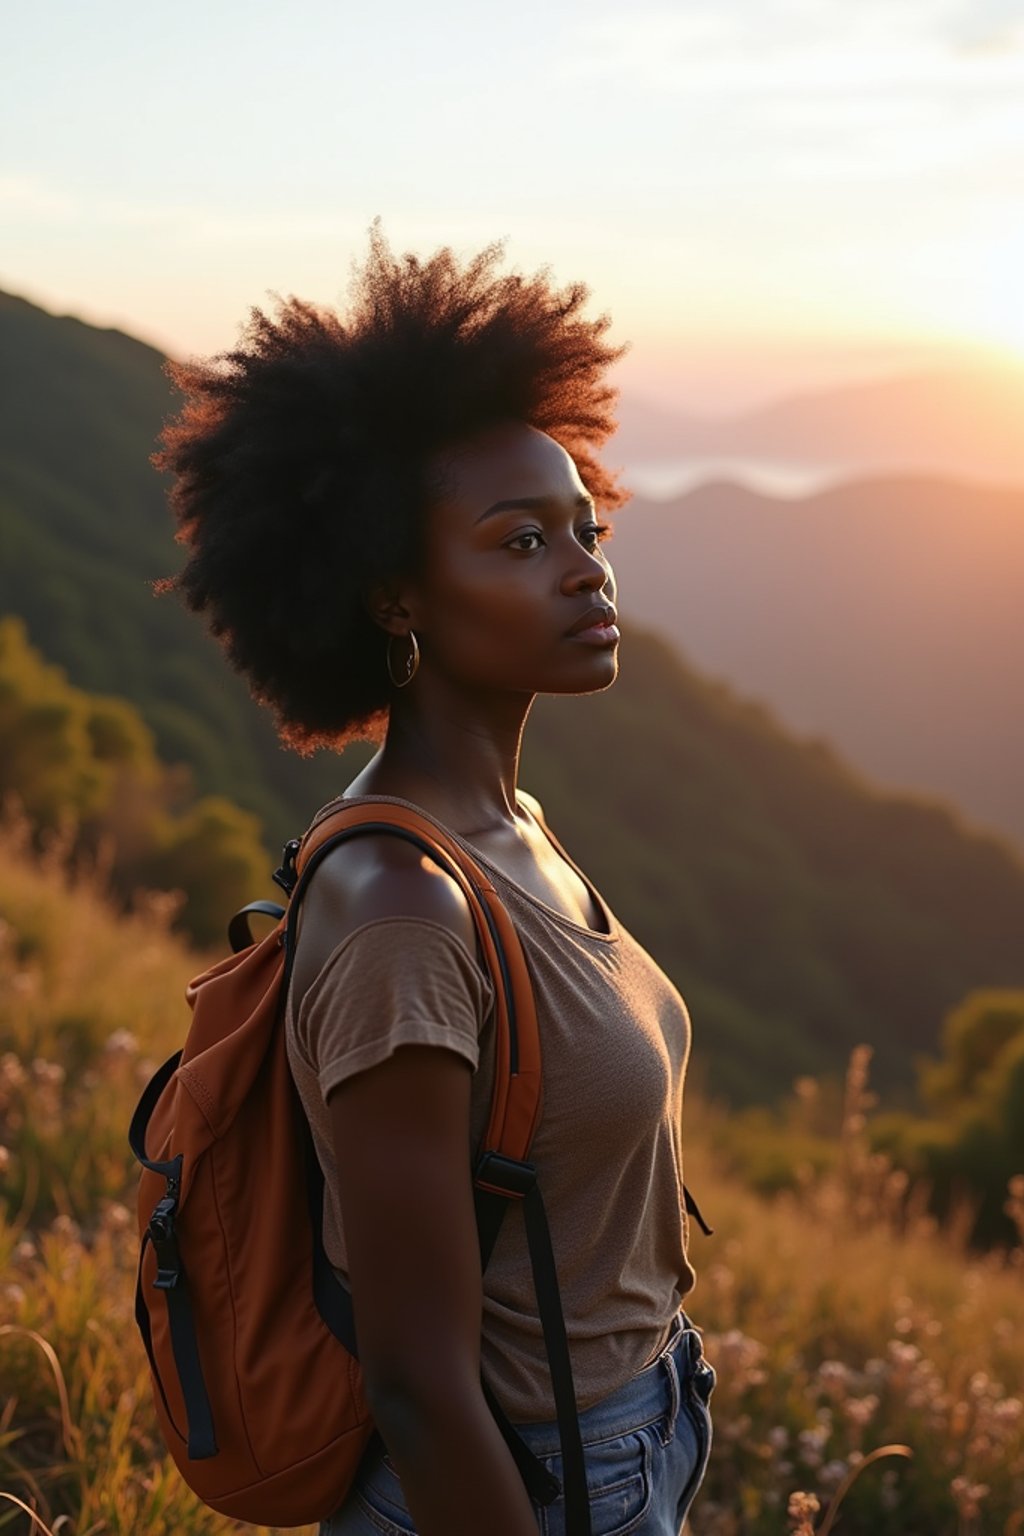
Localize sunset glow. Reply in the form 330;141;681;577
2;0;1022;404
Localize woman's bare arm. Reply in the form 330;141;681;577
294;838;541;1536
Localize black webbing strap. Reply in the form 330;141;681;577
134;1232;184;1437
130;1072;218;1463
480;1376;560;1504
520;1181;590;1536
147;1184;218;1459
128;1051;182;1167
228;899;286;954
684;1184;714;1236
474;1156;591;1536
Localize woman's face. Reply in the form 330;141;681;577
405;422;619;699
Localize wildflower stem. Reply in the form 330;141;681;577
0;1489;59;1535
0;1327;81;1460
817;1444;914;1536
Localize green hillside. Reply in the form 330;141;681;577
0;288;357;839
3;287;1024;1105
524;640;1024;1102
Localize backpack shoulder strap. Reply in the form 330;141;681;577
287;800;542;1167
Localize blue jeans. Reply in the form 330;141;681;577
321;1311;716;1535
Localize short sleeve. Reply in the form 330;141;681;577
292;916;495;1106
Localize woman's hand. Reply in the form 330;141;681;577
330;1042;540;1536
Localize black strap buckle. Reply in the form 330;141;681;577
474;1151;537;1199
149;1196;182;1290
273;838;302;896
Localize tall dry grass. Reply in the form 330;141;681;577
1;810;1022;1533
0;809;306;1536
681;1080;1024;1533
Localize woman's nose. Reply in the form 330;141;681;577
562;547;614;596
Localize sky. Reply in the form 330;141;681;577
3;0;1023;411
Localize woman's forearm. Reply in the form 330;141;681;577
370;1377;541;1536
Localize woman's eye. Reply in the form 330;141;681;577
505;524;611;554
579;522;612;548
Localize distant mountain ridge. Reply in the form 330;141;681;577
605;477;1024;852
615;361;1024;485
3;285;1024;1107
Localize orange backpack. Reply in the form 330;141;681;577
129;801;595;1532
132;798;712;1529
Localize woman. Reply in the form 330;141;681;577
156;227;715;1536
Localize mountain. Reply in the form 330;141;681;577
605;477;1024;852
4;286;1024;1106
614;361;1024;485
523;641;1024;1105
0;287;367;843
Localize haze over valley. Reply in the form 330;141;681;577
607;474;1024;853
615;357;1024;497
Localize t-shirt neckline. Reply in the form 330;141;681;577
323;792;620;944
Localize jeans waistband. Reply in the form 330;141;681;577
508;1311;710;1455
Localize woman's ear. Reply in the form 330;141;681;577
365;583;415;638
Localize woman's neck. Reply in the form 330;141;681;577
344;688;535;837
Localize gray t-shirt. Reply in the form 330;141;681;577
284;794;697;1423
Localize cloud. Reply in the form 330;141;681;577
551;0;1024;197
954;24;1024;56
563;1;1024;95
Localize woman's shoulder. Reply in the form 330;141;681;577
290;827;478;1017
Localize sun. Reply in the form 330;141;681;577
972;231;1024;358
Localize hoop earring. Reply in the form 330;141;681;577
386;630;420;689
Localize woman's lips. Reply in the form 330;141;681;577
567;621;621;647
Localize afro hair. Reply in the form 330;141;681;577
154;223;628;752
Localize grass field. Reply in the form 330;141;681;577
1;813;1022;1535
